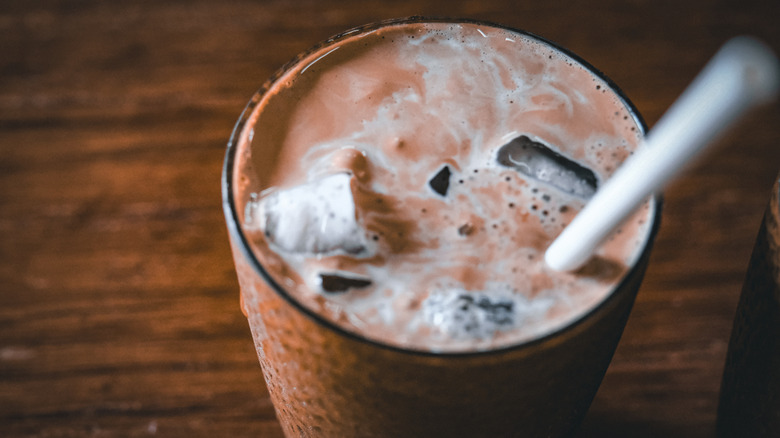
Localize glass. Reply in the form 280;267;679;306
222;17;662;437
717;173;780;437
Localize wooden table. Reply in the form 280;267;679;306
2;1;778;436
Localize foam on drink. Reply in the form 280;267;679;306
236;21;654;352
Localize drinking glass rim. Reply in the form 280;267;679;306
221;16;663;358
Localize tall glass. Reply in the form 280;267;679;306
223;17;662;437
718;174;780;437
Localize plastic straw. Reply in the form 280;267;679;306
545;37;780;272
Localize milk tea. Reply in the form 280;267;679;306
225;18;660;437
236;20;653;352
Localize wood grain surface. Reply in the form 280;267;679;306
2;1;779;436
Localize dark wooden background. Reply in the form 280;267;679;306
2;1;779;436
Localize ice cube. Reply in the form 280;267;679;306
428;165;451;197
497;135;598;198
319;272;373;293
245;173;372;256
422;289;518;339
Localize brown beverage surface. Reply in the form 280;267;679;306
235;21;654;352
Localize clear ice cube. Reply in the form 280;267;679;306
497;135;598;198
245;173;371;256
422;289;518;339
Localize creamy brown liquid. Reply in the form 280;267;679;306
235;21;654;352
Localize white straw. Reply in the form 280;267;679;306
545;36;780;272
